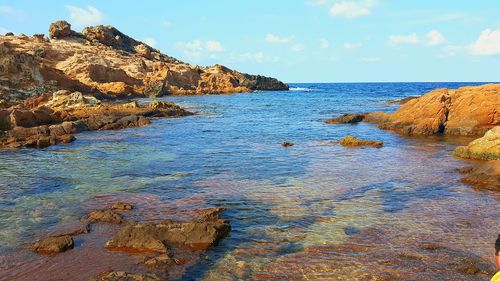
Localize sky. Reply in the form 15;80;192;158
1;0;500;83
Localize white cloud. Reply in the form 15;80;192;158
470;28;500;56
344;42;362;49
389;33;420;45
329;0;377;18
65;5;104;27
175;39;226;61
320;38;330;48
426;30;445;46
291;44;305;52
142;38;157;48
360;57;380;62
229;52;280;64
206;40;225;52
265;33;294;44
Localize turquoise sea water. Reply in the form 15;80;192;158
0;82;499;280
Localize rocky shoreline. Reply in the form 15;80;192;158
325;84;500;191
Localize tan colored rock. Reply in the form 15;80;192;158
82;209;124;224
366;84;500;136
48;91;100;109
454;126;500;160
31;235;74;254
338;136;383;148
144;254;173;268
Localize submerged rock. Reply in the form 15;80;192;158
457;160;500;191
338;136;383;148
111;202;134;211
282;141;294;147
90;271;160;281
454;126;500;160
143;254;174;268
325;114;365;124
105;207;230;252
83;209;125;224
31;235;74;254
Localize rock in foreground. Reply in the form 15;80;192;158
338;136;383;148
454;126;500;160
106;207;231;252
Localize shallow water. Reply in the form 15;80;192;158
0;82;499;280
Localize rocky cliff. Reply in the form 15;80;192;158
0;20;288;107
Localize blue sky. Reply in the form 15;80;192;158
1;0;500;83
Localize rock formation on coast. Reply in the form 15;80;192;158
0;20;288;107
0;20;288;149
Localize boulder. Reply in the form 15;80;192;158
48;20;72;39
338;136;383;148
30;235;74;254
325;114;365;124
48;91;101;109
82;209;124;224
454;126;500;160
0;109;12;131
281;141;294;147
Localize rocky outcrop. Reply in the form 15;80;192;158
0;90;193;149
338;136;383;148
454;126;500;160
0;21;288;105
105;207;231;252
363;84;500;136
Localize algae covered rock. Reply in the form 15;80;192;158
454;126;500;160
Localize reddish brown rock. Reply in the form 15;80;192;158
30;235;74;254
365;84;500;136
83;209;125;224
325;114;365;124
48;20;72;39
